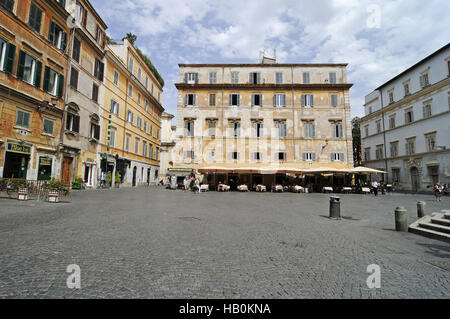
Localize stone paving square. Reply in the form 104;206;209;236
0;187;449;299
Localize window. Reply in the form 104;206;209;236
389;115;396;129
423;102;432;118
277;121;287;138
448;60;450;76
137;68;141;81
364;125;369;137
142;141;147;157
125;134;131;152
404;82;410;96
158;92;160;102
43;118;54;135
137;92;141;104
0;38;16;74
274;94;286;107
110;99;119;115
388;90;394;104
301;94;314;107
43;67;63;98
276;72;283;84
184;151;195;159
208;150;215;161
17;51;41;87
392;168;400;183
376;145;384;160
390;141;398;157
109;127;116;147
185;120;194;137
150;125;153;136
113;70;119;86
149;145;154;159
137;116;142;129
230;121;240;137
376;120;381;133
143;121;147;133
70;68;78;89
231;72;239;84
329;72;336;84
145;77;148;89
332;122;344;138
66;112;80;133
129;57;134;72
72;37;81;63
151;83;154;95
128;84;133;97
302;72;310;84
134;138;140;154
331;153;344;161
364;148;371;161
254;122;263;138
229;152;240;160
48;21;67;52
209;72;217;84
185;72;198;84
185;94;196;106
304;122;315;138
302;152;315;161
76;2;85;26
405;137;416;155
251;152;263;161
90;123;100;140
0;0;14;11
145;100;149;112
425;133;437;152
127;110;134;123
209;94;216;106
16;110;30;128
229;94;240;106
249;72;261;84
208;121;216;137
94;58;104;81
420;72;429;88
405;108;414;123
331;94;338;107
252;94;262;106
28;2;42;33
92;83;98;103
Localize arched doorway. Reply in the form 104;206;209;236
410;167;420;193
132;166;137;187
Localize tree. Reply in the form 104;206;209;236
352;117;362;167
123;33;137;45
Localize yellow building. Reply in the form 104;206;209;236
101;38;164;187
174;57;354;191
0;0;70;181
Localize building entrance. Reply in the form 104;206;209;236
3;151;29;179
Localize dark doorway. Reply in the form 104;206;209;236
38;157;52;181
3;152;29;179
61;157;73;184
410;167;420;193
147;168;151;185
132;166;137;187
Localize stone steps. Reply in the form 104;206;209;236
408;211;450;244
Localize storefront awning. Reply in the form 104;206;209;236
198;166;385;175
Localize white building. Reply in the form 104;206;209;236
361;43;450;192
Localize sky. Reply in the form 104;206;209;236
91;0;450;120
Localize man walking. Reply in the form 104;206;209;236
372;180;379;196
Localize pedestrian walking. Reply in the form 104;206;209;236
434;183;443;202
372;180;379;196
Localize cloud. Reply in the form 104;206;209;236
91;0;450;118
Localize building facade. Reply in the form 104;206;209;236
159;111;177;179
0;0;69;181
102;38;164;187
58;0;107;188
174;58;354;189
361;43;450;192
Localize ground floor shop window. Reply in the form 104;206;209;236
38;156;52;181
3;142;32;179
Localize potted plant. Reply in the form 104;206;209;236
71;177;84;190
46;179;69;203
114;172;121;188
18;183;28;201
105;171;112;189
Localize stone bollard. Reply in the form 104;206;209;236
417;201;427;219
395;207;408;232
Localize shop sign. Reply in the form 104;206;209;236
7;142;31;155
39;157;52;166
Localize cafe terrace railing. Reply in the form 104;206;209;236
0;178;71;200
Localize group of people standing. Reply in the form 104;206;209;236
183;175;200;193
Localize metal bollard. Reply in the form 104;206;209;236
417;201;427;219
394;207;408;232
329;196;341;219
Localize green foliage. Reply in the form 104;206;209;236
135;47;165;87
71;177;84;190
115;172;121;183
122;33;137;45
352;117;362;167
43;178;69;195
105;171;112;184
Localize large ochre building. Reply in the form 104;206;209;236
174;57;354;190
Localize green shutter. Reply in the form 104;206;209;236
43;66;50;92
34;60;42;88
17;51;26;80
61;32;67;52
48;21;55;43
4;43;16;74
57;74;64;98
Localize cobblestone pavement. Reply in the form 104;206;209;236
0;187;449;299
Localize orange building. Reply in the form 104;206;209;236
0;0;70;180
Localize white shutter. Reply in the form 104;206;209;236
312;153;316;161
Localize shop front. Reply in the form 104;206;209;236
3;141;32;179
37;156;53;181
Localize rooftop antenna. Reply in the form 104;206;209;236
259;49;266;63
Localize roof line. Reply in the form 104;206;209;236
178;63;349;67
